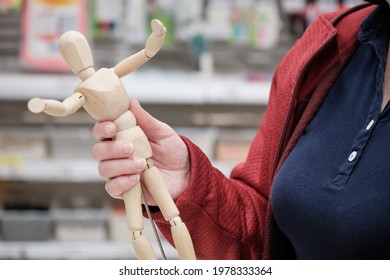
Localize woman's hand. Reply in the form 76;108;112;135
91;99;190;205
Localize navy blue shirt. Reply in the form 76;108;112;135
271;5;390;259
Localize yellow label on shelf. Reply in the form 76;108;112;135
37;0;79;6
0;156;22;167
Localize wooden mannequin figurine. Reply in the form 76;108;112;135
27;19;196;260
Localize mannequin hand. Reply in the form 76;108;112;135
151;19;166;37
144;19;167;58
92;99;190;205
28;98;46;113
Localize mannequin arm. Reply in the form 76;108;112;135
112;50;151;79
113;19;166;78
28;92;85;117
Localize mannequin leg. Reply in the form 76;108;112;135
142;161;196;260
123;182;157;260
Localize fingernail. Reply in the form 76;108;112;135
134;158;146;169
104;125;115;137
122;143;133;155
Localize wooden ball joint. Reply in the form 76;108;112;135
27;19;196;260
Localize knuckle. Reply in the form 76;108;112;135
97;162;107;178
92;123;99;137
91;144;100;160
107;142;119;157
92;122;104;140
117;176;131;191
104;176;135;199
93;122;116;141
104;180;117;198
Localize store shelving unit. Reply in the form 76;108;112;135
0;240;179;260
0;71;270;104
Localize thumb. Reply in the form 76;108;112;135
129;98;173;140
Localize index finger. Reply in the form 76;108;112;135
92;121;117;141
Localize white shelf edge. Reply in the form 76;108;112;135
0;159;102;182
0;159;236;182
0;72;270;105
0;240;179;260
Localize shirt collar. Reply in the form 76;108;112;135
359;4;390;43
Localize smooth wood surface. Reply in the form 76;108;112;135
142;166;180;221
113;50;150;79
113;19;166;78
123;182;143;231
131;234;158;260
76;68;129;121
171;217;197;260
27;92;85;116
114;125;153;159
59;31;95;79
144;19;167;58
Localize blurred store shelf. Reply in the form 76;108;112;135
0;71;270;105
0;159;101;182
0;159;236;182
0;241;178;260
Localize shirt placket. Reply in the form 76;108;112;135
331;41;385;189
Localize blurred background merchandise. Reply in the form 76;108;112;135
0;0;363;259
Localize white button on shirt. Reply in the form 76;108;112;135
348;151;358;162
366;119;375;130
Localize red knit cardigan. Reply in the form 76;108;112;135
154;3;376;260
